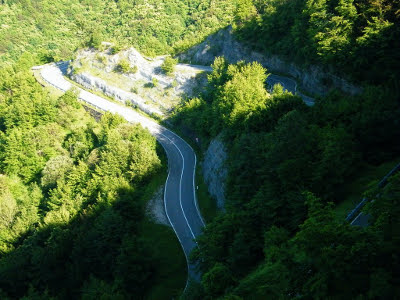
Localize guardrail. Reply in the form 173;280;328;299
378;162;400;188
34;63;107;113
346;161;400;222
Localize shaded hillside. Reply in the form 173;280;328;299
172;25;400;299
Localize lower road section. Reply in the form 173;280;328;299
36;62;205;281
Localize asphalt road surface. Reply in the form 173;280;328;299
37;62;205;281
350;213;370;227
267;74;315;106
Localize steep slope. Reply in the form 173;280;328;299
0;66;187;298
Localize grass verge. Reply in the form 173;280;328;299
196;165;218;224
32;69;64;98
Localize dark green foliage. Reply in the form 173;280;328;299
88;30;103;49
173;56;400;297
198;189;400;299
1;0;398;297
114;237;156;294
202;263;234;297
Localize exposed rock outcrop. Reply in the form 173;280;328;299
70;47;209;115
72;72;163;116
202;135;228;210
146;186;170;227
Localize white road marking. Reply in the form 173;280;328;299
162;169;191;292
193;153;206;226
166;130;206;227
159;132;197;240
41;64;198;236
350;212;363;225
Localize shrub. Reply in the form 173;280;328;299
88;30;102;49
152;77;159;87
110;44;122;54
131;65;138;74
116;59;131;73
96;54;106;64
115;59;138;74
161;57;177;75
130;87;138;94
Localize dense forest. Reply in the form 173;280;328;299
1;0;399;299
0;0;235;63
0;1;235;297
235;0;400;84
174;57;400;298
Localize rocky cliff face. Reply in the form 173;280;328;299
72;72;163;116
202;135;228;210
179;26;361;96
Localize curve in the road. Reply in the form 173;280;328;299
35;62;205;283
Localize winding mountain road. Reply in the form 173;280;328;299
35;61;315;285
36;62;205;281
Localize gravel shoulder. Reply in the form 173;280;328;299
146;185;171;227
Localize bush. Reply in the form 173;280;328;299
116;59;131;73
110;44;122;55
96;54;106;64
131;65;138;74
152;77;159;87
88;30;102;49
115;59;138;74
161;57;177;75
